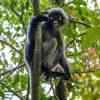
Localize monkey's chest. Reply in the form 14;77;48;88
43;32;52;41
42;39;59;67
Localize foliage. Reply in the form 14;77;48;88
0;0;100;100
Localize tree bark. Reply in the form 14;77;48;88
31;0;40;15
30;0;41;100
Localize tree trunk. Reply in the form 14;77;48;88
30;0;41;100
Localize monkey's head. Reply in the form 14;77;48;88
47;8;69;27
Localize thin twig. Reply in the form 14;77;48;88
0;40;22;55
71;20;92;28
0;63;25;77
0;82;24;100
2;52;8;65
72;68;100;75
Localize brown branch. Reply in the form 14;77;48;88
71;20;92;28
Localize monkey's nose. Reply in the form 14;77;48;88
53;21;58;24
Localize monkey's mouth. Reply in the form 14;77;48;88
53;21;59;27
53;21;58;24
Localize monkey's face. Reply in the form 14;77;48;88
48;11;66;28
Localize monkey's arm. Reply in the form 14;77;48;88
57;31;64;56
25;15;48;70
57;32;71;80
25;43;34;65
27;15;48;43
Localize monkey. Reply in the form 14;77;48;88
41;8;71;80
25;8;71;80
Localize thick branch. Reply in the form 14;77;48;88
31;0;40;15
30;0;41;100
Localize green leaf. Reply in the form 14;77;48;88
82;27;100;49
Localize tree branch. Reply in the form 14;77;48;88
0;82;24;100
0;63;24;77
72;68;100;75
71;20;92;28
0;40;22;55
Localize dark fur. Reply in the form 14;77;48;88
25;8;70;80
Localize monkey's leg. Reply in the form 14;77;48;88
55;80;67;100
42;38;58;79
59;56;71;80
